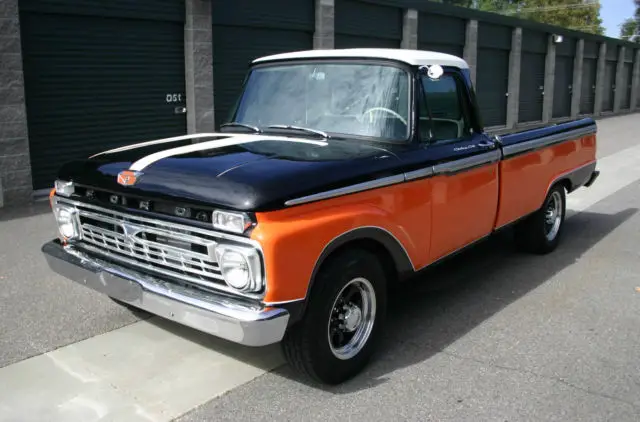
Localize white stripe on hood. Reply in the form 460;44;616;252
128;134;327;171
89;133;221;158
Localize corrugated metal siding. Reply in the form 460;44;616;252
602;61;616;112
580;58;597;114
621;63;633;110
336;35;399;48
419;43;463;58
211;0;314;128
21;8;186;190
553;55;573;118
556;37;576;57
583;41;599;59
476;22;511;127
478;22;512;50
624;47;634;62
606;45;619;61
20;0;184;22
518;52;546;122
335;0;402;48
521;29;547;54
418;13;465;57
211;0;313;31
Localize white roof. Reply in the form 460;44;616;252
252;48;469;69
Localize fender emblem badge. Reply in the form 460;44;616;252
117;170;142;186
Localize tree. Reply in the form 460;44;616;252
452;0;606;35
635;0;640;37
620;18;638;42
517;0;605;35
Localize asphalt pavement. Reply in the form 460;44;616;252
1;113;640;421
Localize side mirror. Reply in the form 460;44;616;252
418;64;444;80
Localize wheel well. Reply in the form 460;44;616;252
306;237;400;303
556;178;572;193
327;238;399;285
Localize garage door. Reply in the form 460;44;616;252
335;0;402;49
519;52;546;123
620;63;633;110
419;13;465;59
476;23;511;128
20;1;186;190
553;55;573;118
212;0;314;128
602;61;616;112
476;49;509;127
580;58;597;115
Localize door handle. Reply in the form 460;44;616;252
477;140;496;149
174;106;187;114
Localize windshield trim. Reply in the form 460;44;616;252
228;58;415;145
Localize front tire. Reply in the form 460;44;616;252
281;249;387;385
514;184;566;254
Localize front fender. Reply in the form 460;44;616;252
251;180;432;304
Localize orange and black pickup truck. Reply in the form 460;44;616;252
42;48;599;384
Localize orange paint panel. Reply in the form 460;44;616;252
251;134;596;304
429;163;499;261
495;135;596;228
252;177;433;303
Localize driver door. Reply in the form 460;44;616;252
419;69;500;262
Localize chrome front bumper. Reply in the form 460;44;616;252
41;240;289;347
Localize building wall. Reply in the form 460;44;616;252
1;0;639;207
0;0;32;207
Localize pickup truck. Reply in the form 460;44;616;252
42;48;599;385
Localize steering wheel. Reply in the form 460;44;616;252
360;107;407;125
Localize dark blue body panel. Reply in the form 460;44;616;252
58;137;408;211
55;59;597;213
499;117;596;147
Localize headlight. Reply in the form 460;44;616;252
53;203;80;241
214;244;263;292
54;180;75;197
212;210;252;234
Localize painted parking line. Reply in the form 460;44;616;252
2;139;640;422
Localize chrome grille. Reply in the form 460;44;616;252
57;198;263;298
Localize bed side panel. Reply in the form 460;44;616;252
495;132;596;228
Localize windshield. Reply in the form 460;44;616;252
230;62;410;141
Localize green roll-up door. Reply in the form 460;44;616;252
418;13;465;58
552;56;573;118
518;52;546;123
580;59;597;115
621;63;633;110
335;0;402;49
476;22;511;128
476;49;509;127
518;30;546;123
212;0;314;127
602;61;616;112
20;1;186;190
552;38;575;119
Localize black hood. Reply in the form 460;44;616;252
57;133;405;211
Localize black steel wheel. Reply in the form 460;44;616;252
514;184;566;254
281;248;387;385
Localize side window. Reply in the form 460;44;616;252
418;73;473;143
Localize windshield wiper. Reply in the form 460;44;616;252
219;122;261;133
266;124;329;139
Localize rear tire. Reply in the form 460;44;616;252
514;184;566;254
281;249;387;385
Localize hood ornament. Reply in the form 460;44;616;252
117;170;142;187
